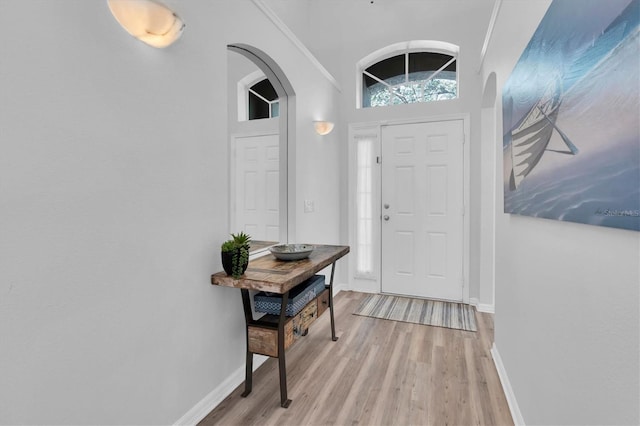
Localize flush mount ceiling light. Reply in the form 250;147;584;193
314;121;334;136
107;0;185;48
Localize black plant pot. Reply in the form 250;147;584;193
221;249;249;277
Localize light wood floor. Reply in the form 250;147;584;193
200;291;513;426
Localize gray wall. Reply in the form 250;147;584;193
482;1;640;424
0;1;341;423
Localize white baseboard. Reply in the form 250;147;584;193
491;343;525;426
173;355;268;426
344;286;380;294
469;297;495;313
332;282;344;295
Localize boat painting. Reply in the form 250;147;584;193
508;78;579;190
503;0;639;231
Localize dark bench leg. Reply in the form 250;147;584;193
329;262;339;341
240;289;253;397
278;291;292;408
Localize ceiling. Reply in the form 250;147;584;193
262;0;497;79
263;0;496;50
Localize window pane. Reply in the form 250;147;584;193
365;84;392;107
392;84;422;104
248;92;270;120
391;93;404;105
250;79;278;102
424;75;457;101
408;52;455;80
363;73;378;88
356;138;374;275
364;54;405;87
271;101;279;118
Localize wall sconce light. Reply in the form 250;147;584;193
314;121;334;136
107;0;185;48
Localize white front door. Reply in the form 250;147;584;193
233;134;280;241
381;120;464;301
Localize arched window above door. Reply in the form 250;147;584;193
357;40;459;108
249;78;279;120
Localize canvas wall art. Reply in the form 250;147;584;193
502;0;639;231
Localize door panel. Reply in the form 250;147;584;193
394;231;414;274
395;166;415;214
426;232;446;277
381;120;464;301
234;134;280;241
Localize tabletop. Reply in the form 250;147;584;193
211;244;350;294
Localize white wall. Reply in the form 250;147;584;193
482;1;640;424
0;1;341;424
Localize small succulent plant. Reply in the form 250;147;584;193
231;231;251;248
221;232;252;279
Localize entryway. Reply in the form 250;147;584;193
348;117;468;301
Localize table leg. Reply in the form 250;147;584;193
278;291;292;408
240;289;253;397
329;262;339;341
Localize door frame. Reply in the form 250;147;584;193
348;114;470;303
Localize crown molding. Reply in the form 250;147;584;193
251;0;342;92
478;0;503;74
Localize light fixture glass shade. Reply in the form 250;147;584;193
107;0;185;48
314;121;334;136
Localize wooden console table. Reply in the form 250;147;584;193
210;244;349;408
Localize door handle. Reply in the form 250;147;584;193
383;215;390;221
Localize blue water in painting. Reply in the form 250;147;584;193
503;0;640;231
505;141;640;231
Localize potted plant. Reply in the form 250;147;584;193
221;232;251;279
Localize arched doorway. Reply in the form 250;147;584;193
227;44;296;243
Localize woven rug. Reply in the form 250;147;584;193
353;293;477;332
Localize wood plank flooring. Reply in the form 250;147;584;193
199;291;513;426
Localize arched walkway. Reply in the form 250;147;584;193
227;44;296;242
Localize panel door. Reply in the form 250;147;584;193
381;120;464;301
233;134;279;241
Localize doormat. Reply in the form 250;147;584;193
353;293;477;332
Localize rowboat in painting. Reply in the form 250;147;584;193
508;79;579;190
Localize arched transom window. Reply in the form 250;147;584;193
237;70;280;121
248;78;279;120
357;40;459;108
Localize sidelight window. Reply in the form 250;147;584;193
355;136;374;276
